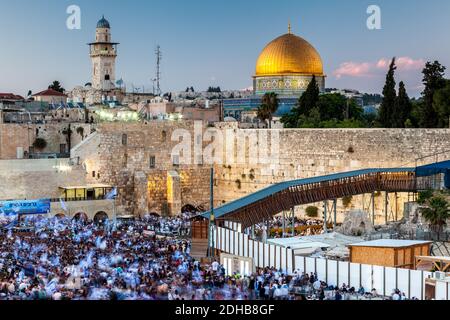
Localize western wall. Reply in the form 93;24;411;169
72;122;450;223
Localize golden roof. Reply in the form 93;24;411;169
255;28;324;77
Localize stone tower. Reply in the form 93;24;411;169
88;16;119;90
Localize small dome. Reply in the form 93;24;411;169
97;16;110;29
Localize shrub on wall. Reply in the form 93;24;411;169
305;206;319;218
32;138;47;151
342;195;353;208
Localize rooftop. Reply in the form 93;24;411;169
33;89;67;97
348;239;432;248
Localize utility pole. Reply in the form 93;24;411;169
155;45;162;96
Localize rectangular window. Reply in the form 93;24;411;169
149;155;156;168
92;171;96;178
172;155;180;167
122;134;127;146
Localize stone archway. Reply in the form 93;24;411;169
94;211;109;225
73;212;89;223
181;204;199;214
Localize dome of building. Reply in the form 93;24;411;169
97;16;110;29
255;30;323;77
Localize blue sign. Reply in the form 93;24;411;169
0;199;51;216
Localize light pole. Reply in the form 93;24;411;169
208;167;215;258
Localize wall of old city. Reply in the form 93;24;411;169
0;159;87;201
0;123;94;159
72;122;450;221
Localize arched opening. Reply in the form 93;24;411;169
149;212;160;217
181;204;199;214
105;74;110;81
94;211;109;225
73;212;89;223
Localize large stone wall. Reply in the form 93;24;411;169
0;123;94;159
0;159;87;200
71;123;450;221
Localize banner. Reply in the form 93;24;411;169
0;199;51;216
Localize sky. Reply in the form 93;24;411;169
0;0;449;97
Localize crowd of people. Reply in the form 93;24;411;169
0;215;416;300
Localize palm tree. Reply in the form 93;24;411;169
421;196;450;239
257;92;279;128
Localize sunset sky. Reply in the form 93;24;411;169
1;0;449;97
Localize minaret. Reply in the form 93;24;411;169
88;16;119;90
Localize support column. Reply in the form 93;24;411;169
291;208;295;236
333;199;337;229
372;192;375;226
395;192;398;221
251;225;255;239
385;191;389;225
323;201;328;234
282;211;286;238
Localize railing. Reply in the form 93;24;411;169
223;171;418;229
49;196;111;203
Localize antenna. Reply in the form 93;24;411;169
155;45;162;96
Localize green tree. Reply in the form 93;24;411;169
419;61;446;128
421;196;450;237
378;58;397;128
433;80;450;128
281;76;320;128
48;80;65;93
257;92;279;128
393;81;413;128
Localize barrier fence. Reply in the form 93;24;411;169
212;226;448;300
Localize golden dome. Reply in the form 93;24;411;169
255;31;324;77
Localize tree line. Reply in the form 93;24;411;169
257;59;450;129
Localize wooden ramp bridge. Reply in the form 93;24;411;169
199;161;450;230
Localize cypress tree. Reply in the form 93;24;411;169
394;81;413;128
378;58;397;128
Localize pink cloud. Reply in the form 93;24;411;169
334;57;425;79
333;62;373;79
376;57;425;71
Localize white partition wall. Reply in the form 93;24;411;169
397;269;410;298
385;267;397;295
305;257;315;274
373;266;385;296
211;227;446;300
316;259;327;282
361;264;373;290
338;261;350;287
327;260;338;286
436;281;449;300
410;270;424;299
349;263;361;288
295;256;305;274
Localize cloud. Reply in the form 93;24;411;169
334;57;425;79
333;62;373;79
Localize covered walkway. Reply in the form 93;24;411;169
201;161;450;229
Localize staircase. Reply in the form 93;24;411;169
190;238;209;260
